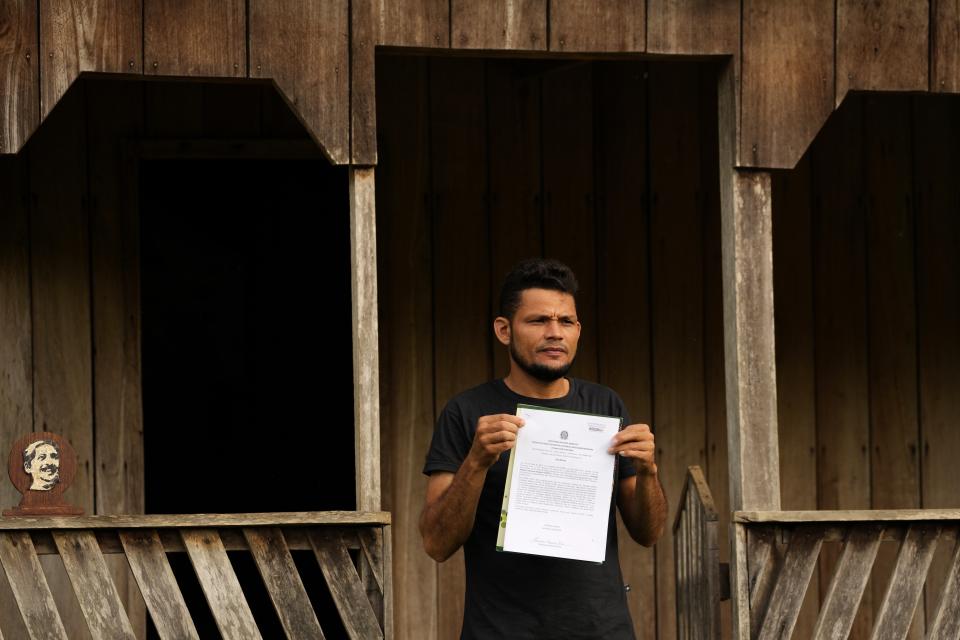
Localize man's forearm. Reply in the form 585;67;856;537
419;457;488;562
620;471;667;547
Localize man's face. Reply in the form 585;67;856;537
27;444;60;483
504;288;581;382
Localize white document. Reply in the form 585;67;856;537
496;404;621;562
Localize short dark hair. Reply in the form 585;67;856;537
498;258;579;319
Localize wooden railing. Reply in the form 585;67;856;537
732;510;960;640
674;466;726;640
0;511;391;639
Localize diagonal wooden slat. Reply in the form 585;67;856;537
51;531;136;639
813;524;883;640
757;526;824;640
119;530;199;640
0;531;68;640
243;528;325;640
181;529;262;640
927;531;960;640
870;524;941;640
748;527;778;636
356;528;385;627
310;532;383;640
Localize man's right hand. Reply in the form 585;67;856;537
468;414;525;468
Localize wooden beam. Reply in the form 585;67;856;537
350;167;381;511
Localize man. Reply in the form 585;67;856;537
420;258;667;639
23;439;61;491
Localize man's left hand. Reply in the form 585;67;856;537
609;423;657;476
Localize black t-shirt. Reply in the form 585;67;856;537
423;378;638;640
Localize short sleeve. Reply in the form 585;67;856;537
423;401;473;476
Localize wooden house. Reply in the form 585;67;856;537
1;1;958;638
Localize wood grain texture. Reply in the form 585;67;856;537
144;0;244;77
646;0;737;54
756;526;823;640
351;0;377;164
39;0;141;116
549;0;644;52
541;62;597;382
932;0;960;92
915;94;960;628
648;62;707;640
250;0;350;164
0;531;69;639
812;524;883;640
374;54;436;640
119;529;200;640
52;530;137;639
429;56;489;639
594;61;657;640
870;525;940;640
376;0;448;47
0;0;38;153
310;532;383;640
181;529;262;640
451;0;546;50
927;534;960;640
244;528;325;639
741;0;833;169
486;60;542;379
0;512;390;530
351;167;381;511
737;510;960;524
812;95;871;636
836;0;929;102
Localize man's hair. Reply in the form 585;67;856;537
23;439;59;469
498;258;579;319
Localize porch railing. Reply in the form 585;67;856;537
732;510;960;640
0;511;391;639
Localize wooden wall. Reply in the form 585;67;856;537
3;1;960;169
376;54;729;640
772;91;960;639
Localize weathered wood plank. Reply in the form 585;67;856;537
52;531;136;639
812;524;883;640
376;0;448;47
549;1;644;52
357;528;384;624
374;54;436;640
119;530;200;640
927;534;960;640
646;0;737;55
350;167;381;511
756;526;823;640
250;0;349;164
649;61;708;640
932;2;960;92
0;0;38;153
451;0;546;50
244;528;325;639
915;93;960;629
864;94;924;640
741;0;833;169
85;80;147;638
595;60;657;640
310;532;383;640
870;525;941;640
771;154;819;637
731;523;751;640
0;154;32;638
0;512;391;530
0;531;69;639
486;59;542;380
144;0;244;77
541;62;597;382
382;525;394;640
836;0;928;103
429;56;489;640
39;0;141;116
748;528;778;637
737;510;960;524
181;529;262;640
351;0;377;164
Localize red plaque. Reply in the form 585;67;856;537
3;432;84;516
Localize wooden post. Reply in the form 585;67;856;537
719;58;781;640
350;167;381;512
